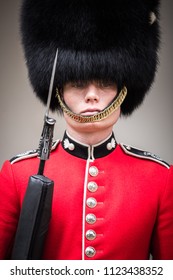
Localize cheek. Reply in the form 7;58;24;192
63;95;75;110
105;107;121;126
63;94;72;105
64;94;82;111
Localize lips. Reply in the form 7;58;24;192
80;108;101;116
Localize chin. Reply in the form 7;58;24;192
64;110;120;133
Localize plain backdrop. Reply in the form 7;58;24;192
0;0;173;168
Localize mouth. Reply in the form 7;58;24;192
80;109;101;116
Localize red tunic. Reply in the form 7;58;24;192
0;132;173;260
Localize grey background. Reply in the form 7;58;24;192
0;0;173;168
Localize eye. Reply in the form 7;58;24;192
98;81;116;89
71;81;88;88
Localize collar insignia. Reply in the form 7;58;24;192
62;132;117;160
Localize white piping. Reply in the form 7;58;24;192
81;147;94;260
82;158;90;259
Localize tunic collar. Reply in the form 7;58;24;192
62;131;117;160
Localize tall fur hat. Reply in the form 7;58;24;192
20;0;160;115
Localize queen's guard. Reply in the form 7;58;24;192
0;0;173;260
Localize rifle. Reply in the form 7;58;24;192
11;50;58;259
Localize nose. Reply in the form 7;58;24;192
84;85;99;103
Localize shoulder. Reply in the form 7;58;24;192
10;139;60;164
119;143;170;169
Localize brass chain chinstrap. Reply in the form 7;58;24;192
56;86;127;123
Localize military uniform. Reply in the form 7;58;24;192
0;132;173;260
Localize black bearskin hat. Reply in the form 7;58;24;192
20;0;160;115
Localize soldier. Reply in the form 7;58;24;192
0;0;173;259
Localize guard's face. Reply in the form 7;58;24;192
62;81;121;134
63;81;118;115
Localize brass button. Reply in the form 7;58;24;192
86;197;97;208
89;166;99;177
86;230;96;240
88;181;98;192
86;214;96;224
85;246;96;258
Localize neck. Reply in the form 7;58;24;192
65;126;113;146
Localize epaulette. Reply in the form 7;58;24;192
10;139;60;164
120;143;170;169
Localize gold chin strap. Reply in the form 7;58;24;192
56;86;127;123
